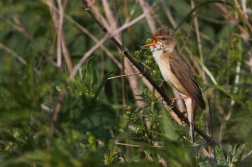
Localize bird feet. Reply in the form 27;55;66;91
180;110;187;124
162;96;189;123
169;96;189;107
170;96;189;101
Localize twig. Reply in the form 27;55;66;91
0;43;27;65
60;0;73;73
245;51;252;73
182;136;211;158
190;0;207;84
116;142;161;148
125;0;139;23
69;6;146;80
200;146;211;158
81;1;142;109
158;0;177;29
103;0;121;42
116;143;141;148
43;0;122;70
56;0;63;68
113;0;130;158
242;150;252;161
11;15;58;67
50;91;65;136
179;7;197;54
224;0;231;87
81;0;219;146
41;104;54;113
108;72;142;80
208;98;213;139
0;41;41;76
86;0;110;30
69;33;110;80
49;0;73;73
234;0;252;32
197;14;228;24
139;0;156;33
213;3;249;38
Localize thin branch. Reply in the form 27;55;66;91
103;0;121;42
0;43;27;65
11;15;58;67
69;33;110;80
60;0;73;73
41;104;53;113
81;0;219;147
43;0;122;70
48;0;73;73
116;142;161;148
213;3;250;38
242;150;252;161
234;0;252;32
50;91;65;136
158;0;177;29
197;14;228;24
190;0;207;84
78;2;143;108
139;0;156;33
108;72;142;80
69;7;146;80
208;98;213;138
113;0;127;111
86;0;110;29
0;41;41;75
179;11;196;54
57;0;63;68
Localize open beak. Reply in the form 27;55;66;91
143;32;158;47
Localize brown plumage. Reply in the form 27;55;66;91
144;26;205;142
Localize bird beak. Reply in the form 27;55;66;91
142;32;158;47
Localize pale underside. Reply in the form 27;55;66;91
150;41;196;142
150;42;188;96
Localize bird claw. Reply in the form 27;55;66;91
163;96;189;108
170;99;176;108
180;110;187;124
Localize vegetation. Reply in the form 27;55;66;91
0;0;252;166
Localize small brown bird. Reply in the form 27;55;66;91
143;26;205;142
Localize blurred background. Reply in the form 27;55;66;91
0;0;252;166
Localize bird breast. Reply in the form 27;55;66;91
151;46;188;96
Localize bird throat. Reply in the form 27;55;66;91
149;41;163;53
150;41;164;65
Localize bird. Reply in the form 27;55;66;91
143;25;205;143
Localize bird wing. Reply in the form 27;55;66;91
169;54;205;110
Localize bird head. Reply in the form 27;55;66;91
143;26;177;50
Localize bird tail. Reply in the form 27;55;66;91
184;98;197;143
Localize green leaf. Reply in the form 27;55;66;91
104;139;117;165
232;144;245;164
215;146;227;165
94;70;115;99
87;57;98;87
62;95;118;138
217;22;239;40
232;144;238;162
110;162;161;167
198;159;211;167
161;109;178;141
227;145;233;163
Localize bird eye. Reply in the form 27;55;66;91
161;37;165;40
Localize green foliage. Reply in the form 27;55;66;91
198;145;246;167
0;56;119;166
